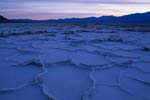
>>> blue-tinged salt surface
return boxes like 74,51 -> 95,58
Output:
0,23 -> 150,100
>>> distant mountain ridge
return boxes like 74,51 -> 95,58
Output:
0,15 -> 9,23
1,12 -> 150,23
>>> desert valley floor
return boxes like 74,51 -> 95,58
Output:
0,23 -> 150,100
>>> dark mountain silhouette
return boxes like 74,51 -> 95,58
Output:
0,15 -> 9,23
7,12 -> 150,23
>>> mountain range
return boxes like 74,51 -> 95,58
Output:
0,12 -> 150,23
0,15 -> 9,23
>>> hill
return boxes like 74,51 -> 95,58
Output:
8,12 -> 150,23
0,15 -> 9,23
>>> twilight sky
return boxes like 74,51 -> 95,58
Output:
0,0 -> 150,19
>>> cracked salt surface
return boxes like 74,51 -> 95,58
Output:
0,23 -> 150,100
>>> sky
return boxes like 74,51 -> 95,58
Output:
0,0 -> 150,19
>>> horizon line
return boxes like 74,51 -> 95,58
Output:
1,11 -> 150,20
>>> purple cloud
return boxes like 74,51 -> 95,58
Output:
0,0 -> 150,19
1,0 -> 150,4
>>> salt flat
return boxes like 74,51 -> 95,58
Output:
0,23 -> 150,100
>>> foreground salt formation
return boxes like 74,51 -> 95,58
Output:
0,23 -> 150,100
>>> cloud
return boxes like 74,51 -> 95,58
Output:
0,0 -> 150,4
0,0 -> 150,19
